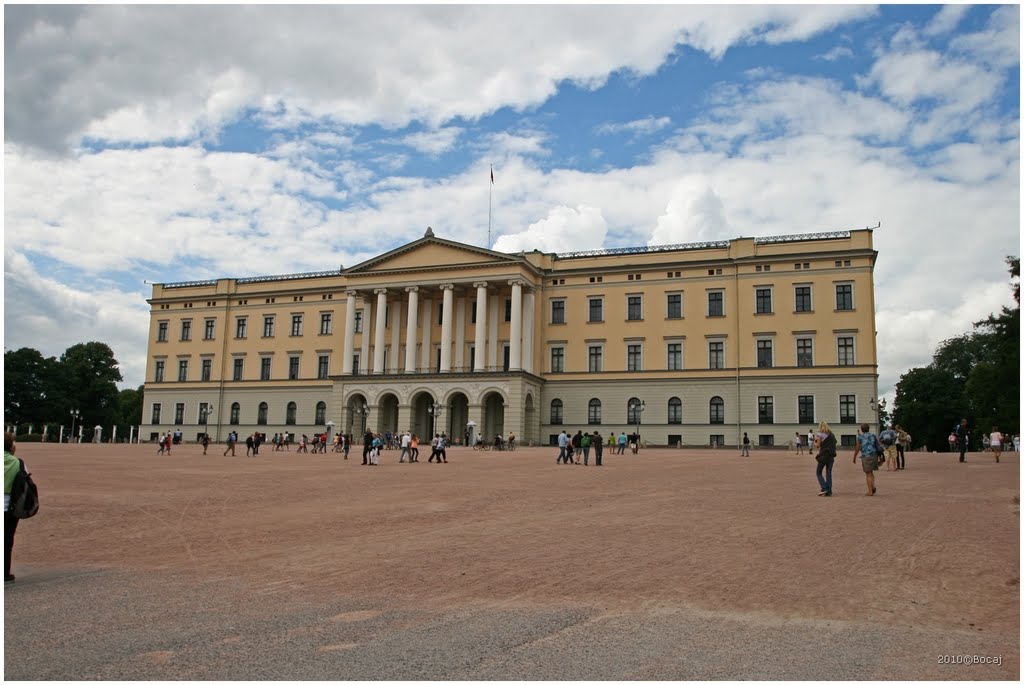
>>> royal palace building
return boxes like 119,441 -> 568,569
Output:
143,227 -> 880,448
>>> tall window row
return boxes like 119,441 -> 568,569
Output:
155,354 -> 333,382
547,395 -> 858,426
151,401 -> 329,426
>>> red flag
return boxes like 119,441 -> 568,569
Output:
490,167 -> 494,184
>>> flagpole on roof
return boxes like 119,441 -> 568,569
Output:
488,165 -> 494,249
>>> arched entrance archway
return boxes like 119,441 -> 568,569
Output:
481,391 -> 505,442
378,392 -> 399,435
411,391 -> 437,439
347,393 -> 369,436
447,392 -> 469,444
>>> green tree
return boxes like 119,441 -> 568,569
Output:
59,341 -> 123,430
4,347 -> 63,427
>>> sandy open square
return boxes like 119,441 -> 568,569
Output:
3,442 -> 1018,680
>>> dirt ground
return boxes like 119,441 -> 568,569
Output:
3,442 -> 1019,680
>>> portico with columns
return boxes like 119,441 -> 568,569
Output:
331,228 -> 545,445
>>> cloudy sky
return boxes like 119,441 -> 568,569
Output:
4,4 -> 1020,402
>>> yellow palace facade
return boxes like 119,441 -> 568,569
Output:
143,227 -> 879,448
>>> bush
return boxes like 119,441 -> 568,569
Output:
17,433 -> 43,442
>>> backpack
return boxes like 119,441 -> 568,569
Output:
9,458 -> 39,519
879,429 -> 897,446
817,433 -> 837,462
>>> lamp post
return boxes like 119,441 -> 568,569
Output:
69,409 -> 81,444
352,403 -> 370,435
869,397 -> 887,433
203,402 -> 214,441
428,402 -> 445,437
629,400 -> 645,450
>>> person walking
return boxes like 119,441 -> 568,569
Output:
740,432 -> 750,457
617,432 -> 627,455
895,425 -> 909,470
362,430 -> 374,465
879,425 -> 898,472
556,430 -> 569,464
439,433 -> 448,463
156,433 -> 166,455
592,431 -> 603,466
630,432 -> 640,455
410,434 -> 420,462
954,418 -> 969,462
223,431 -> 237,456
245,433 -> 255,457
400,431 -> 412,463
795,432 -> 805,455
344,433 -> 352,460
813,421 -> 837,497
428,434 -> 441,463
5,432 -> 25,582
854,422 -> 883,496
201,434 -> 210,455
581,432 -> 591,465
990,426 -> 1004,463
571,430 -> 583,464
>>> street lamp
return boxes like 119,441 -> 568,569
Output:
352,403 -> 370,434
428,402 -> 445,436
203,402 -> 214,441
629,400 -> 645,450
869,397 -> 887,433
69,409 -> 81,444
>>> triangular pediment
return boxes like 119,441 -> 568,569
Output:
346,234 -> 521,274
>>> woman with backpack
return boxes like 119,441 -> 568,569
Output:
4,432 -> 26,582
854,422 -> 883,496
813,421 -> 837,497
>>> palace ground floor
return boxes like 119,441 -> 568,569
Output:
143,370 -> 878,448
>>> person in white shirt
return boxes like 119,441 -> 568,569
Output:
989,426 -> 1004,463
400,431 -> 412,463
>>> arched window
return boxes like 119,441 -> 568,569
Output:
315,401 -> 327,425
550,399 -> 563,425
257,402 -> 268,425
229,402 -> 240,425
710,396 -> 725,424
668,397 -> 682,424
588,398 -> 602,425
286,402 -> 297,425
627,397 -> 642,425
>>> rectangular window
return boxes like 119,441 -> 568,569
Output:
320,312 -> 332,335
588,345 -> 603,372
150,403 -> 161,424
627,296 -> 642,321
627,344 -> 642,371
795,286 -> 812,312
154,360 -> 165,383
588,401 -> 601,425
588,298 -> 603,323
504,299 -> 512,322
181,320 -> 192,341
260,357 -> 271,381
550,347 -> 565,373
235,317 -> 247,338
204,319 -> 215,340
551,402 -> 563,425
157,321 -> 168,342
667,293 -> 682,319
841,435 -> 857,447
291,314 -> 303,336
201,358 -> 212,382
470,301 -> 476,324
177,359 -> 188,382
708,341 -> 725,370
708,291 -> 724,317
667,343 -> 682,370
263,316 -> 274,337
758,435 -> 775,447
837,337 -> 855,366
797,338 -> 814,367
502,345 -> 510,372
352,354 -> 360,374
198,402 -> 210,426
839,395 -> 856,424
318,355 -> 330,379
798,395 -> 815,424
174,403 -> 185,425
756,339 -> 773,368
233,358 -> 243,381
437,302 -> 444,326
551,300 -> 565,324
755,288 -> 772,314
668,401 -> 682,424
836,284 -> 854,311
288,356 -> 300,380
758,396 -> 774,424
354,311 -> 362,333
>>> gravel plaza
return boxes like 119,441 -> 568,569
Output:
3,442 -> 1018,680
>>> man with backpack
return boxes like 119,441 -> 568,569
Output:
879,426 -> 898,472
5,432 -> 38,582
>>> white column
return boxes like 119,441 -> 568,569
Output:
390,298 -> 402,371
420,298 -> 433,371
488,294 -> 499,368
440,284 -> 455,372
342,289 -> 358,374
523,288 -> 535,374
454,296 -> 466,369
360,299 -> 371,373
404,287 -> 419,373
474,282 -> 488,371
373,289 -> 388,373
508,280 -> 523,371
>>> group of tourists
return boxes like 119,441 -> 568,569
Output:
360,430 -> 452,465
553,429 -> 638,465
949,419 -> 1017,463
